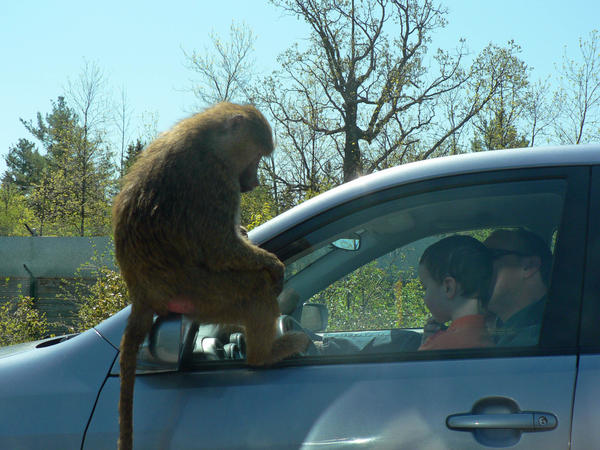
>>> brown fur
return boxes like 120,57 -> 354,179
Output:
113,103 -> 309,450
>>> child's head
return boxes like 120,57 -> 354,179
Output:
418,235 -> 493,322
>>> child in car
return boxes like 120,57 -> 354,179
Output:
418,235 -> 493,350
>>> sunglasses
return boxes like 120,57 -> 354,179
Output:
489,248 -> 532,260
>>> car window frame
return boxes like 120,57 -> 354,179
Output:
262,165 -> 590,360
579,165 -> 600,352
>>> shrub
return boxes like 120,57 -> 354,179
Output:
60,243 -> 130,332
0,296 -> 49,346
75,266 -> 129,331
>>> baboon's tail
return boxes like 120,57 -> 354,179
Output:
118,303 -> 154,450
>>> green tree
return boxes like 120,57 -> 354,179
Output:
21,96 -> 79,163
0,177 -> 36,236
123,138 -> 145,175
240,184 -> 277,230
22,95 -> 115,236
4,139 -> 46,193
65,60 -> 114,236
471,108 -> 529,151
470,42 -> 531,151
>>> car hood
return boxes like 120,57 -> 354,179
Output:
0,340 -> 42,359
0,334 -> 76,359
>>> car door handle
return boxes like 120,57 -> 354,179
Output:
447,412 -> 558,431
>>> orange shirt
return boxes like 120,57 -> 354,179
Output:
419,314 -> 492,351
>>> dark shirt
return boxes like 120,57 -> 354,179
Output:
495,296 -> 547,347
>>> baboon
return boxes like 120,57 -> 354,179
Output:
113,102 -> 310,450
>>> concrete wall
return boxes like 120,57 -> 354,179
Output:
0,237 -> 116,335
0,236 -> 115,278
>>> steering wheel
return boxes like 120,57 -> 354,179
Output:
276,315 -> 319,356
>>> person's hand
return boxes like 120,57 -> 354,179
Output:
421,316 -> 447,345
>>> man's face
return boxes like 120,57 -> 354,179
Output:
484,235 -> 528,319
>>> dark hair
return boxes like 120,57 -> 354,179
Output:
485,228 -> 552,286
420,235 -> 493,306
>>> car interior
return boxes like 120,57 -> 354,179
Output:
185,178 -> 566,364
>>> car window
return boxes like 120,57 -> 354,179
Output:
279,178 -> 565,357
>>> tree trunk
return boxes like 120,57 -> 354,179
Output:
343,104 -> 362,182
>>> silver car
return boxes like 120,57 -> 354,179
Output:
1,145 -> 599,449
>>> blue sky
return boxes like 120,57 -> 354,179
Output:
1,0 -> 598,175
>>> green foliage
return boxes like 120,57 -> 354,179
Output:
470,41 -> 531,151
240,184 -> 277,230
4,138 -> 46,193
471,108 -> 529,151
309,254 -> 428,331
312,261 -> 413,331
75,266 -> 129,331
303,181 -> 335,202
123,139 -> 145,175
60,244 -> 129,331
0,296 -> 49,346
21,96 -> 115,236
0,180 -> 36,236
395,276 -> 428,328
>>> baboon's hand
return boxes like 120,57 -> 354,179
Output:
267,331 -> 312,364
287,331 -> 312,353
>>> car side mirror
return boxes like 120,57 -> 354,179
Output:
135,313 -> 193,373
301,302 -> 328,332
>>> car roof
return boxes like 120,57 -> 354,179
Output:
249,144 -> 600,244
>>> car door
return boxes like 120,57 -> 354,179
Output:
570,165 -> 600,449
85,166 -> 588,449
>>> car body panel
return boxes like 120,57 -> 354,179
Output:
0,335 -> 73,359
94,303 -> 130,350
571,355 -> 600,449
571,165 -> 600,449
0,328 -> 118,449
84,355 -> 576,449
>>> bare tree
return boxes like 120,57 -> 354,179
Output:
138,110 -> 160,144
265,0 -> 525,183
553,30 -> 600,145
257,77 -> 340,206
114,86 -> 133,177
183,21 -> 257,106
64,60 -> 113,235
523,78 -> 560,147
66,60 -> 110,141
